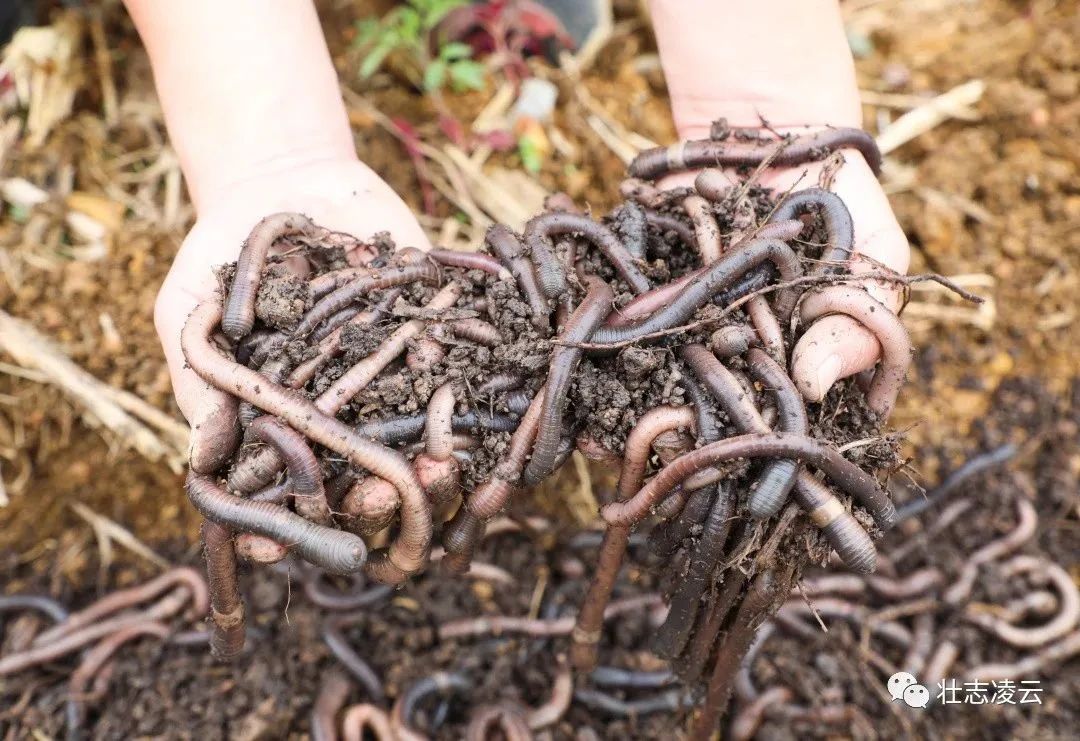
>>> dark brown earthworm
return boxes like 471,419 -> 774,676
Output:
776,598 -> 913,647
590,666 -> 675,689
601,433 -> 895,529
573,688 -> 695,717
643,209 -> 696,248
0,594 -> 69,624
64,620 -> 171,735
588,238 -> 802,347
526,212 -> 651,295
619,177 -> 665,207
486,224 -> 551,329
32,567 -> 208,647
964,556 -> 1080,648
791,474 -> 877,574
342,704 -> 395,741
767,188 -> 854,274
683,194 -> 723,264
294,262 -> 440,338
201,519 -> 247,660
613,201 -> 648,259
965,630 -> 1080,682
944,497 -> 1037,605
522,277 -> 614,486
310,306 -> 363,342
571,405 -> 695,671
795,286 -> 912,417
247,416 -> 329,524
303,571 -> 393,612
311,670 -> 351,741
321,619 -> 387,702
745,347 -> 808,517
340,477 -> 400,536
730,686 -> 794,741
391,672 -> 470,741
187,473 -> 367,574
424,383 -> 457,462
428,248 -> 513,281
222,212 -> 314,340
476,372 -> 525,395
440,593 -> 663,640
465,704 -> 532,741
444,317 -> 503,346
647,485 -> 719,558
355,409 -> 520,445
628,127 -> 882,181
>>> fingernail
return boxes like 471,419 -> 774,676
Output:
815,354 -> 844,399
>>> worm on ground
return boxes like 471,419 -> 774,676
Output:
776,597 -> 913,648
571,405 -> 694,671
341,704 -> 394,741
303,571 -> 394,612
0,594 -> 69,626
767,188 -> 855,274
944,497 -> 1038,605
627,128 -> 882,181
729,685 -> 794,741
522,277 -> 614,486
442,317 -> 503,346
485,224 -> 551,329
895,443 -> 1018,521
321,619 -> 387,702
441,593 -> 663,640
864,567 -> 944,600
428,248 -> 513,281
965,630 -> 1080,682
526,663 -> 573,730
796,574 -> 867,598
683,194 -> 723,264
311,669 -> 352,741
526,212 -> 651,295
964,556 -> 1080,648
391,672 -> 471,741
573,687 -> 695,718
588,238 -> 802,347
795,286 -> 912,417
997,591 -> 1060,623
201,519 -> 246,659
222,212 -> 315,340
590,666 -> 675,689
424,383 -> 457,462
247,416 -> 329,524
902,612 -> 937,676
464,703 -> 532,741
922,639 -> 960,688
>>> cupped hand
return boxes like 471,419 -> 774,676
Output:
157,157 -> 430,433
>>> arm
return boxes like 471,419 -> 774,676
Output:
122,0 -> 429,423
650,0 -> 910,404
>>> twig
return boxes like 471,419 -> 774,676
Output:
70,501 -> 170,571
875,80 -> 986,155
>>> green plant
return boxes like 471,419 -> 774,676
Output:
354,0 -> 487,95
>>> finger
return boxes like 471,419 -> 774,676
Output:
790,315 -> 881,402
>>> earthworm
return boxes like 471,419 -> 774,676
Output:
895,443 -> 1017,521
603,266 -> 705,328
573,687 -> 695,717
571,406 -> 694,670
998,591 -> 1060,623
486,224 -> 551,328
322,619 -> 387,702
964,556 -> 1080,648
185,300 -> 438,579
293,262 -> 440,338
864,568 -> 944,600
888,498 -> 973,564
602,433 -> 894,529
750,218 -> 807,243
304,572 -> 394,611
654,487 -> 736,659
693,168 -> 729,203
965,630 -> 1080,682
341,704 -> 394,741
0,587 -> 193,676
413,453 -> 461,505
391,672 -> 471,741
527,212 -> 651,295
647,484 -> 720,558
795,286 -> 912,417
745,347 -> 808,517
729,686 -> 794,741
588,238 -> 802,347
902,613 -> 936,676
683,194 -> 723,264
238,357 -> 290,427
590,666 -> 676,689
200,519 -> 246,660
355,409 -> 520,445
64,620 -> 171,735
522,277 -> 613,486
614,201 -> 648,259
627,127 -> 882,181
944,497 -> 1038,605
340,476 -> 400,536
710,324 -> 759,359
619,177 -> 665,207
464,704 -> 532,741
311,670 -> 352,741
309,266 -> 373,299
33,567 -> 207,647
234,533 -> 289,564
222,212 -> 314,340
796,574 -> 866,598
767,188 -> 854,274
428,248 -> 513,281
424,383 -> 457,461
681,373 -> 722,443
745,297 -> 786,367
434,318 -> 499,347
0,595 -> 69,625
310,306 -> 363,343
476,373 -> 526,395
776,598 -> 913,647
922,640 -> 959,688
791,474 -> 877,574
643,209 -> 696,248
428,549 -> 515,585
188,473 -> 366,574
250,480 -> 294,505
526,663 -> 573,729
247,416 -> 329,524
440,593 -> 663,640
733,621 -> 774,702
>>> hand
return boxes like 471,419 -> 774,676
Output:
156,157 -> 430,430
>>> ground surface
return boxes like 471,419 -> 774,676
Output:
0,0 -> 1077,738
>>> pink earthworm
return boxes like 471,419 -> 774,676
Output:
424,383 -> 457,462
923,639 -> 960,688
864,567 -> 944,600
526,663 -> 573,730
767,188 -> 854,274
391,672 -> 471,741
693,168 -> 729,203
730,685 -> 794,741
901,612 -> 936,676
247,416 -> 329,524
571,405 -> 695,671
475,372 -> 525,395
340,477 -> 400,536
795,286 -> 912,417
745,296 -> 786,367
428,248 -> 513,281
442,317 -> 503,346
710,324 -> 760,358
311,670 -> 351,741
308,266 -> 372,299
464,704 -> 532,741
222,212 -> 315,340
965,630 -> 1080,682
776,598 -> 913,648
188,392 -> 241,475
485,224 -> 551,329
603,265 -> 707,328
234,533 -> 289,564
225,283 -> 460,494
792,474 -> 878,574
944,497 -> 1038,605
522,276 -> 614,485
619,177 -> 665,207
405,336 -> 447,371
525,212 -> 651,295
601,432 -> 893,529
964,556 -> 1080,648
440,593 -> 664,640
627,127 -> 882,181
683,194 -> 723,263
341,704 -> 395,741
293,262 -> 440,338
998,591 -> 1060,623
796,574 -> 867,598
612,200 -> 648,260
200,519 -> 247,660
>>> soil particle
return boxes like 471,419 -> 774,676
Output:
254,266 -> 312,331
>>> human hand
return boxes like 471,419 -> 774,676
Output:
156,157 -> 431,437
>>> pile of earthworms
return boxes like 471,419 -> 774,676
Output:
728,479 -> 1080,739
0,568 -> 211,734
178,122 -> 910,728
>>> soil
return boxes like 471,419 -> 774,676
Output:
0,0 -> 1077,738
